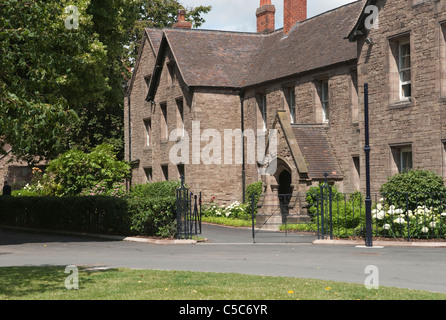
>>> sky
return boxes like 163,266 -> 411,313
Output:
180,0 -> 358,32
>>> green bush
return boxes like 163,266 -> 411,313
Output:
130,180 -> 181,199
306,184 -> 365,237
245,181 -> 263,217
43,144 -> 130,196
380,169 -> 446,211
127,181 -> 181,238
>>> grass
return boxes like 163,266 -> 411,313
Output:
1,266 -> 445,300
201,216 -> 252,228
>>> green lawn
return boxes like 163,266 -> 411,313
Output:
201,216 -> 252,227
0,266 -> 445,300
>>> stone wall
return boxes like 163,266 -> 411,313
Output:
356,0 -> 446,193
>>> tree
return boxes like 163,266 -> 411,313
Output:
66,0 -> 211,158
129,0 -> 211,66
64,0 -> 140,159
0,0 -> 110,163
0,0 -> 211,163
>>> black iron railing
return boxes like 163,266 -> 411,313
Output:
252,187 -> 446,242
176,177 -> 201,239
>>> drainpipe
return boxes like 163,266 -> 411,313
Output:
239,90 -> 246,203
127,94 -> 132,189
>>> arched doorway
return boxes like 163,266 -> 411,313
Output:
274,159 -> 294,218
278,169 -> 292,195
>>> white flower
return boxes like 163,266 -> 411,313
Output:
376,203 -> 383,211
387,205 -> 396,215
225,211 -> 231,217
373,210 -> 385,220
421,227 -> 429,233
383,224 -> 391,230
394,217 -> 406,224
441,212 -> 446,217
429,221 -> 437,228
394,208 -> 404,214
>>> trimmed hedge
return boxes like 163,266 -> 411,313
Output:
0,181 -> 182,238
127,181 -> 181,238
0,196 -> 130,234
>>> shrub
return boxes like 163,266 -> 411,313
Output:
371,199 -> 446,238
43,144 -> 130,196
245,181 -> 263,217
127,181 -> 181,238
380,169 -> 446,211
306,184 -> 365,237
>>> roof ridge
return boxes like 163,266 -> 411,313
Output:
158,27 -> 266,37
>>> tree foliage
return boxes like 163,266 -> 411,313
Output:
0,0 -> 211,163
0,0 -> 109,162
129,0 -> 211,65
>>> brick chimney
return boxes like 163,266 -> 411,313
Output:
283,0 -> 307,35
173,9 -> 192,29
256,0 -> 276,33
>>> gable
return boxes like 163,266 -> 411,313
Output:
143,1 -> 365,100
126,28 -> 163,95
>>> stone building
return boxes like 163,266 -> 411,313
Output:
125,0 -> 446,205
0,144 -> 44,190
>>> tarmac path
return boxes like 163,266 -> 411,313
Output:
1,224 -> 446,294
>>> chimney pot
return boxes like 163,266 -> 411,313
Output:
256,0 -> 276,33
173,9 -> 192,29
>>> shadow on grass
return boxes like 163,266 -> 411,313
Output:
0,266 -> 118,299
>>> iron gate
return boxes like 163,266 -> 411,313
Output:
176,177 -> 201,239
251,192 -> 314,243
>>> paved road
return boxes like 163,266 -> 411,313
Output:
1,224 -> 446,294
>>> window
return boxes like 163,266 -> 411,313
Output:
144,119 -> 151,147
399,41 -> 411,99
160,103 -> 168,141
350,70 -> 359,123
166,61 -> 176,85
144,75 -> 151,94
161,165 -> 169,181
258,93 -> 267,130
390,145 -> 413,174
389,35 -> 411,103
400,147 -> 413,172
321,80 -> 329,123
352,156 -> 360,191
144,167 -> 153,183
176,99 -> 184,138
177,164 -> 185,180
443,141 -> 446,178
440,24 -> 446,97
286,87 -> 296,124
